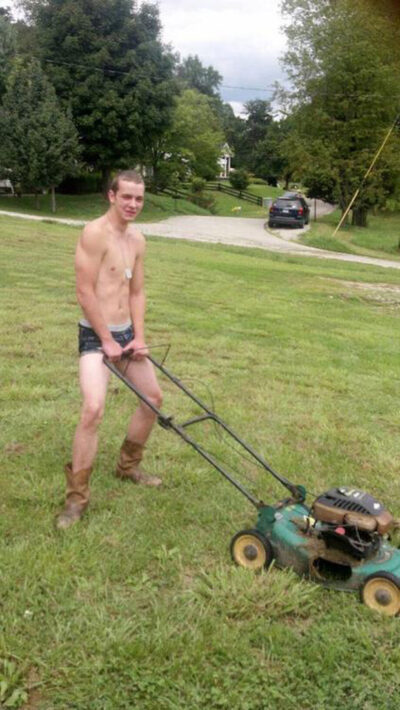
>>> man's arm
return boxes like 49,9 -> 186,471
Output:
75,224 -> 122,360
124,233 -> 147,359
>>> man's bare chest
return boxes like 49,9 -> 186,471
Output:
102,238 -> 137,282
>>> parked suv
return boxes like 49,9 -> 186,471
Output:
268,195 -> 310,228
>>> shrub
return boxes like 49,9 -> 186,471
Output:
251,176 -> 268,185
230,169 -> 250,191
190,192 -> 217,213
58,171 -> 102,194
190,177 -> 206,194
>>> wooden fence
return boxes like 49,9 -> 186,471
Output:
157,183 -> 264,207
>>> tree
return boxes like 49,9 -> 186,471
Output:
149,89 -> 224,185
0,57 -> 80,210
0,12 -> 16,99
177,53 -> 239,153
233,100 -> 274,175
25,0 -> 178,186
171,90 -> 224,179
281,0 -> 400,226
177,54 -> 222,97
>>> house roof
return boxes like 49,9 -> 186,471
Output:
220,142 -> 234,157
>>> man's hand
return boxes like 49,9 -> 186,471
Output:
102,338 -> 124,362
123,337 -> 149,361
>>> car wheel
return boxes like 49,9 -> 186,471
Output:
268,221 -> 275,228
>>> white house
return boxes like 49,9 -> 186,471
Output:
218,143 -> 234,179
0,178 -> 14,195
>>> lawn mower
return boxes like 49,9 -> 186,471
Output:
104,353 -> 400,616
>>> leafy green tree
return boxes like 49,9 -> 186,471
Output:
233,100 -> 274,175
171,90 -> 224,179
177,53 -> 238,160
215,102 -> 240,147
177,54 -> 222,97
0,11 -> 16,99
25,0 -> 178,186
281,0 -> 400,226
0,57 -> 80,210
150,89 -> 224,184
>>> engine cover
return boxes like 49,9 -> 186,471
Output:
312,486 -> 393,534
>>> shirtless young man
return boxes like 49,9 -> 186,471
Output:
56,170 -> 162,530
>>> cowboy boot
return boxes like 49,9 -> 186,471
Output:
115,438 -> 162,487
55,462 -> 92,530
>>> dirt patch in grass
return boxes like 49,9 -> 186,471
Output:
329,279 -> 400,307
21,668 -> 42,710
21,323 -> 42,334
4,441 -> 27,455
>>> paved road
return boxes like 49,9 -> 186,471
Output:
1,206 -> 400,271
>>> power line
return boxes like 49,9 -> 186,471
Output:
221,84 -> 276,93
36,56 -> 280,93
32,56 -> 400,100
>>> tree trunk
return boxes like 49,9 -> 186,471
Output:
352,207 -> 368,227
51,186 -> 56,213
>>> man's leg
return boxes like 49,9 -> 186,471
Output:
124,357 -> 163,444
56,353 -> 110,529
73,352 -> 110,470
115,357 -> 163,486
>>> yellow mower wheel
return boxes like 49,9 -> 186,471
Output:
230,530 -> 273,571
361,573 -> 400,616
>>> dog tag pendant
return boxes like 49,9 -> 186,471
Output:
125,267 -> 132,280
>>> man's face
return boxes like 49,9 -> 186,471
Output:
108,179 -> 145,221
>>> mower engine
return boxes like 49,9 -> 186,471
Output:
311,486 -> 394,560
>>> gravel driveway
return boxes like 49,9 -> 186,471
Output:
137,213 -> 400,271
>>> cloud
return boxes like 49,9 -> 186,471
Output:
154,0 -> 288,102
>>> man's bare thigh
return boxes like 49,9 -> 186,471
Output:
117,357 -> 161,400
79,352 -> 110,403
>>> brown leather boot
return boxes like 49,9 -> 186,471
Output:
55,463 -> 92,530
115,438 -> 162,487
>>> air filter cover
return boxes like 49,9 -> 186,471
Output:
312,486 -> 393,534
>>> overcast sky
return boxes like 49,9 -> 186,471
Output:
154,0 -> 288,115
2,0 -> 289,116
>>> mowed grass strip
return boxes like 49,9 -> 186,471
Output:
301,208 -> 400,260
0,190 -> 210,222
2,215 -> 400,709
0,183 -> 277,222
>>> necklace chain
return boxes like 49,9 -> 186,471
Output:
118,237 -> 132,280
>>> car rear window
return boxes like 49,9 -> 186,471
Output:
275,199 -> 299,208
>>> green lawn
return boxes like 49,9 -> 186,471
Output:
302,208 -> 400,260
0,190 -> 210,222
205,182 -> 283,218
2,215 -> 400,708
0,183 -> 282,222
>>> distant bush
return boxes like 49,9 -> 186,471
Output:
190,194 -> 217,213
58,172 -> 102,194
250,176 -> 268,185
230,169 -> 250,191
190,177 -> 206,194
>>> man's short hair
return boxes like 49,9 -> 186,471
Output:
109,170 -> 144,193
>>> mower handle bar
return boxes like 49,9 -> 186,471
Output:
103,352 -> 303,505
